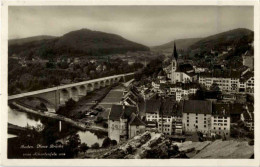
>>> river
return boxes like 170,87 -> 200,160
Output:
8,107 -> 105,146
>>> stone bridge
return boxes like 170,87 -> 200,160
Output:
8,73 -> 135,110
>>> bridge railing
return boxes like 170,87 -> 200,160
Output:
8,72 -> 135,100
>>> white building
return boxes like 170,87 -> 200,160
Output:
210,103 -> 231,138
199,70 -> 254,94
182,100 -> 231,138
164,43 -> 197,84
141,98 -> 182,135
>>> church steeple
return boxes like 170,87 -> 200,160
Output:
172,42 -> 178,60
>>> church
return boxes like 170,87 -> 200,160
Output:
164,43 -> 197,84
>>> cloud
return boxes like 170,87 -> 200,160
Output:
8,6 -> 253,46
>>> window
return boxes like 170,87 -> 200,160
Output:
204,121 -> 206,124
196,120 -> 198,123
214,127 -> 216,130
196,117 -> 198,120
187,120 -> 189,123
219,127 -> 221,130
187,124 -> 189,126
196,113 -> 198,116
204,125 -> 206,128
204,118 -> 206,120
224,128 -> 226,130
204,114 -> 207,116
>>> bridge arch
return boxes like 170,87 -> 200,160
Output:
94,82 -> 100,90
86,83 -> 94,92
100,80 -> 105,87
114,77 -> 121,83
78,85 -> 87,97
71,87 -> 79,101
105,79 -> 110,86
60,89 -> 70,105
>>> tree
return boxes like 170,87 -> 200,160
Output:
91,142 -> 100,149
66,134 -> 81,157
80,143 -> 89,155
210,83 -> 220,91
110,140 -> 117,146
102,137 -> 111,148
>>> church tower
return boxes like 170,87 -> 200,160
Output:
171,42 -> 178,83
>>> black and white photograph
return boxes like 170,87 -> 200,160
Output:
1,1 -> 258,163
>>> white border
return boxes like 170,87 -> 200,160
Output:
1,0 -> 259,166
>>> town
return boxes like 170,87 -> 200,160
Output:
6,5 -> 254,160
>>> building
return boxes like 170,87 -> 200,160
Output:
167,83 -> 199,101
108,104 -> 146,143
165,43 -> 197,84
128,115 -> 146,138
210,103 -> 231,138
242,50 -> 254,70
241,104 -> 254,131
182,100 -> 212,134
182,100 -> 231,138
140,98 -> 182,135
199,70 -> 254,94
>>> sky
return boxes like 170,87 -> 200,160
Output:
8,6 -> 254,46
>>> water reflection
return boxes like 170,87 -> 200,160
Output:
77,131 -> 104,146
8,106 -> 106,146
8,107 -> 43,128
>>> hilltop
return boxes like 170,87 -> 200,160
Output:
151,28 -> 253,53
8,28 -> 149,58
189,28 -> 253,52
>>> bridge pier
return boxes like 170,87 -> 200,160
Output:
70,87 -> 79,102
78,85 -> 87,97
8,72 -> 136,112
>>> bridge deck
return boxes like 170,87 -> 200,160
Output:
8,72 -> 134,100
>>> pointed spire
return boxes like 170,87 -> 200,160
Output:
173,42 -> 178,60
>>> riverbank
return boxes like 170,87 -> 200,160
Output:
11,102 -> 107,132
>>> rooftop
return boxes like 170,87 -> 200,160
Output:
183,100 -> 212,114
212,103 -> 230,116
109,105 -> 137,121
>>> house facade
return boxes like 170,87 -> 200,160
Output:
108,105 -> 146,143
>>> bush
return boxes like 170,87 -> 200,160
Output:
102,122 -> 108,128
111,140 -> 117,146
247,132 -> 254,139
80,143 -> 89,153
91,142 -> 100,149
95,116 -> 103,123
248,140 -> 254,146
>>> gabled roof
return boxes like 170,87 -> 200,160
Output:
139,97 -> 182,117
183,100 -> 212,114
129,115 -> 146,126
212,103 -> 230,116
240,71 -> 254,82
109,105 -> 137,121
138,99 -> 160,114
176,63 -> 194,73
230,103 -> 245,115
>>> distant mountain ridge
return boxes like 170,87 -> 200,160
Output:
188,28 -> 253,51
151,28 -> 253,52
8,29 -> 149,58
9,35 -> 57,46
151,38 -> 202,51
